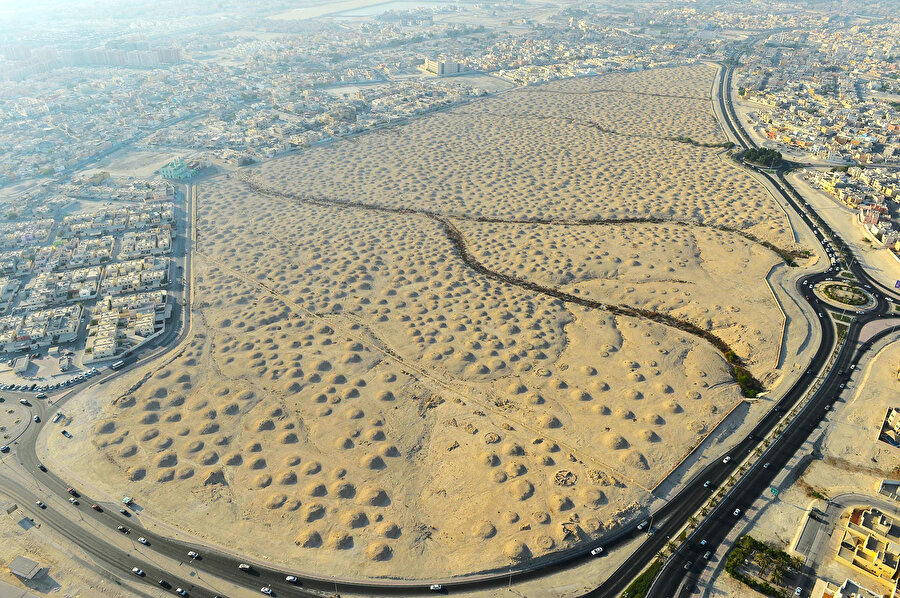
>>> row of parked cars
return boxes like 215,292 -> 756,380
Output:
0,368 -> 100,394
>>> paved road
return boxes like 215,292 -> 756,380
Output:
2,52 -> 898,598
641,51 -> 900,598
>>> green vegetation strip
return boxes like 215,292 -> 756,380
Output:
669,135 -> 735,149
622,558 -> 664,598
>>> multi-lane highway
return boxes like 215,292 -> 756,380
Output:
639,56 -> 900,598
2,51 -> 899,598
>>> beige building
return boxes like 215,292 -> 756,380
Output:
422,57 -> 465,77
836,508 -> 900,585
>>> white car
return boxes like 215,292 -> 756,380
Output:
175,589 -> 187,597
138,537 -> 148,545
591,546 -> 603,556
286,575 -> 298,582
430,585 -> 443,592
131,567 -> 144,576
187,551 -> 199,559
722,456 -> 731,464
733,508 -> 741,517
238,563 -> 251,570
260,588 -> 273,596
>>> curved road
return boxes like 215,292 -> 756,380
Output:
641,53 -> 900,598
1,57 -> 898,598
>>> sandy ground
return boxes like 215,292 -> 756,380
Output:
788,171 -> 900,291
0,506 -> 145,597
42,65 -> 807,581
707,336 -> 900,597
456,220 -> 784,378
83,149 -> 181,179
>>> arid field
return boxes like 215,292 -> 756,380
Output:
44,64 -> 801,579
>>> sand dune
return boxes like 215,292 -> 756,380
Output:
45,64 -> 793,579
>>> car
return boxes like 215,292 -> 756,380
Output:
18,399 -> 29,405
175,589 -> 187,596
857,310 -> 864,314
61,430 -> 71,438
703,480 -> 711,488
32,415 -> 39,422
286,575 -> 298,583
158,580 -> 171,589
796,587 -> 802,596
839,384 -> 845,388
67,487 -> 78,496
591,547 -> 603,556
117,525 -> 130,534
430,585 -> 443,592
260,588 -> 273,596
763,462 -> 770,469
36,393 -> 46,399
0,445 -> 8,452
35,501 -> 45,509
238,563 -> 251,570
138,537 -> 148,545
187,551 -> 199,559
68,497 -> 78,505
119,508 -> 130,516
704,551 -> 712,559
637,519 -> 649,530
91,504 -> 101,511
684,561 -> 692,570
733,508 -> 741,517
699,539 -> 707,546
131,568 -> 144,576
818,313 -> 823,317
722,456 -> 731,464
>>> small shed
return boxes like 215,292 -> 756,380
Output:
8,556 -> 40,580
12,356 -> 29,374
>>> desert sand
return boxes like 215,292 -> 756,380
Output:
43,64 -> 801,580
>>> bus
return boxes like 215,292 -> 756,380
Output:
110,360 -> 125,370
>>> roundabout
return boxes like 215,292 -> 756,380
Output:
813,279 -> 876,311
